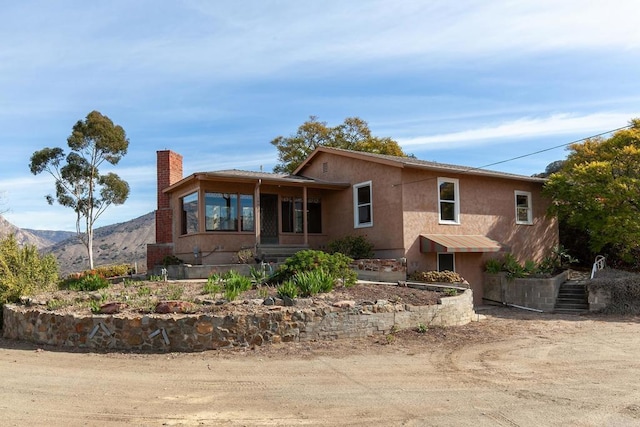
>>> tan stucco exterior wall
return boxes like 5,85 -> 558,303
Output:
299,151 -> 406,258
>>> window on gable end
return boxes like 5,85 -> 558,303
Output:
353,181 -> 373,228
515,190 -> 533,225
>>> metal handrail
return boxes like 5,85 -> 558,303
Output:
591,255 -> 606,279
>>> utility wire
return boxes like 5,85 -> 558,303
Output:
393,123 -> 634,187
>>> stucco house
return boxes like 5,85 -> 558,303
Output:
147,147 -> 558,304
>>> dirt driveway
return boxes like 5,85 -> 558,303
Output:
2,307 -> 640,426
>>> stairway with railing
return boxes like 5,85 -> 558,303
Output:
554,256 -> 605,314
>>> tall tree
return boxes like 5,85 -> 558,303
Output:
29,111 -> 130,269
543,119 -> 640,260
271,116 -> 408,174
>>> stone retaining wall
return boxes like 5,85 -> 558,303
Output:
2,290 -> 473,352
351,259 -> 407,282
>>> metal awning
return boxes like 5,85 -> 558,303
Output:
420,234 -> 502,253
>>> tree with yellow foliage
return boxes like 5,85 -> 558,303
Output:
544,119 -> 640,260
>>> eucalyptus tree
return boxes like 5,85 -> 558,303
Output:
29,111 -> 130,269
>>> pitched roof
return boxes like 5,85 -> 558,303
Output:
164,168 -> 349,193
295,146 -> 546,183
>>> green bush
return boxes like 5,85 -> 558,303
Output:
484,258 -> 502,274
277,279 -> 298,299
91,264 -> 131,278
328,235 -> 374,259
293,269 -> 335,297
485,247 -> 578,278
502,253 -> 526,279
161,255 -> 183,267
0,235 -> 59,304
61,274 -> 109,291
272,249 -> 356,287
223,270 -> 252,301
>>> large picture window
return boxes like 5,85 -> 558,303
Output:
353,181 -> 373,228
438,178 -> 459,224
515,191 -> 532,225
205,193 -> 254,232
181,192 -> 199,235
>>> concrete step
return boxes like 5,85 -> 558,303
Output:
555,280 -> 589,313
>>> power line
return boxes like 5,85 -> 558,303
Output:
393,123 -> 634,187
469,123 -> 633,172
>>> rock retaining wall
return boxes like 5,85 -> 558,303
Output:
2,290 -> 473,352
351,259 -> 406,282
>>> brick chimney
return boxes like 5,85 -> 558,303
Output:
147,150 -> 183,271
155,150 -> 183,243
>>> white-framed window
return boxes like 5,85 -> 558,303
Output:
438,177 -> 460,224
438,253 -> 455,272
353,181 -> 373,228
515,190 -> 533,225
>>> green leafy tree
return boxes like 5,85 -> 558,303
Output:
0,234 -> 58,305
544,119 -> 640,260
29,110 -> 130,269
271,116 -> 409,174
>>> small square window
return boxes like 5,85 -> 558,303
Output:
438,253 -> 455,272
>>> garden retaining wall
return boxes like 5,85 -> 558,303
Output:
2,290 -> 473,352
482,271 -> 569,311
350,259 -> 406,282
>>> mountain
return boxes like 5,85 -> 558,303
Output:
0,215 -> 55,249
0,212 -> 155,277
23,228 -> 76,244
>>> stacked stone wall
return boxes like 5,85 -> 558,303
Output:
3,290 -> 473,352
351,259 -> 407,282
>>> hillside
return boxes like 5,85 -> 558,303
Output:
0,215 -> 55,249
45,212 -> 155,276
0,212 -> 155,277
24,228 -> 75,244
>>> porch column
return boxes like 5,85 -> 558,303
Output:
303,186 -> 308,246
254,180 -> 261,250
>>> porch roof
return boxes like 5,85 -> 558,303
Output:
420,234 -> 503,253
164,169 -> 350,193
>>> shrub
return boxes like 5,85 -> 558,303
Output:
203,274 -> 222,295
61,273 -> 109,291
0,235 -> 59,305
162,255 -> 183,267
235,248 -> 254,264
502,253 -> 526,279
408,270 -> 462,283
91,264 -> 131,278
293,269 -> 335,297
328,235 -> 374,259
484,258 -> 502,274
222,270 -> 252,301
272,249 -> 357,287
277,279 -> 298,299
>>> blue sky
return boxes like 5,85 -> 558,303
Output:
1,1 -> 639,231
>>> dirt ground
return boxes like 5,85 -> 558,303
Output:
33,281 -> 442,316
2,306 -> 640,426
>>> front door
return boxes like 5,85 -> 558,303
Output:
260,194 -> 279,245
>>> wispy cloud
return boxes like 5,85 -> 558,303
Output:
398,112 -> 639,149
